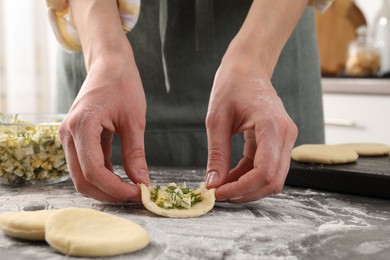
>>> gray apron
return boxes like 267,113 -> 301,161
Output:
56,0 -> 324,167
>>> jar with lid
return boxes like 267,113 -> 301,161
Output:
345,25 -> 380,77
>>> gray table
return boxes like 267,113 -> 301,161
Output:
1,167 -> 390,260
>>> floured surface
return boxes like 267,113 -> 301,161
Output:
1,167 -> 390,260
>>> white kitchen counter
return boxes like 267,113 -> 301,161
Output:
322,78 -> 390,144
322,78 -> 390,95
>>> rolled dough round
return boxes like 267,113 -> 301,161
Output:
140,183 -> 215,218
45,208 -> 149,257
337,142 -> 390,156
291,144 -> 358,164
0,210 -> 55,241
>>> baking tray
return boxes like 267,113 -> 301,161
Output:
285,156 -> 390,199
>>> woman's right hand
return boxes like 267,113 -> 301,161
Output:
59,48 -> 150,204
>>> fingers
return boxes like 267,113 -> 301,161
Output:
60,131 -> 128,203
272,118 -> 298,189
224,126 -> 296,204
216,117 -> 297,203
224,157 -> 253,184
215,134 -> 281,202
216,125 -> 277,201
60,117 -> 141,203
223,130 -> 256,184
216,168 -> 284,203
205,111 -> 233,189
101,128 -> 114,172
119,120 -> 150,186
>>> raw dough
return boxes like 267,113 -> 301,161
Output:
45,208 -> 149,257
141,183 -> 215,218
337,142 -> 390,156
0,210 -> 55,241
291,144 -> 359,164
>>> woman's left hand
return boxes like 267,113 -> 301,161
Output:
204,49 -> 298,203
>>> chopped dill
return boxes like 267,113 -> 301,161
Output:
150,183 -> 202,210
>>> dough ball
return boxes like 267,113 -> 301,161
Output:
141,183 -> 215,218
0,210 -> 55,241
337,142 -> 390,156
291,144 -> 358,164
45,208 -> 149,257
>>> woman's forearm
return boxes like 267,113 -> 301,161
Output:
69,0 -> 132,71
227,0 -> 309,77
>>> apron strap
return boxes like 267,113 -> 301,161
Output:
159,0 -> 171,93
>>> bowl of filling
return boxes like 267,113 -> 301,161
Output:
0,113 -> 69,186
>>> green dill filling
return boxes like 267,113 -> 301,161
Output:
150,183 -> 202,210
0,115 -> 68,184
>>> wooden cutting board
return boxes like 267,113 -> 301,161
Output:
286,156 -> 390,199
315,0 -> 366,76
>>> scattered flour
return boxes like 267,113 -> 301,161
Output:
353,241 -> 390,255
318,220 -> 363,232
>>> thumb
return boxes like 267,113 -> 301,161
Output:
205,113 -> 232,189
120,124 -> 150,186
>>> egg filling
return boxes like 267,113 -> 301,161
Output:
150,182 -> 203,210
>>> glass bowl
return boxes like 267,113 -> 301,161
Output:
0,113 -> 69,186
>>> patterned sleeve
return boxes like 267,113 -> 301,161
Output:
45,0 -> 141,52
308,0 -> 335,12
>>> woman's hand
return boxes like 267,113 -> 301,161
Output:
59,50 -> 149,204
205,48 -> 298,203
59,50 -> 149,202
57,0 -> 149,203
204,0 -> 307,203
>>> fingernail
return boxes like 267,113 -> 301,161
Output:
206,171 -> 220,187
137,169 -> 150,185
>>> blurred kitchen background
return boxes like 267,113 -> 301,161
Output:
319,0 -> 390,145
0,0 -> 389,144
0,0 -> 57,114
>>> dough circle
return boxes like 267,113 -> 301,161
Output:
45,208 -> 149,257
0,210 -> 55,241
140,183 -> 216,218
337,142 -> 390,156
291,144 -> 358,164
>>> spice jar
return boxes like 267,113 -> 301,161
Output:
345,26 -> 380,77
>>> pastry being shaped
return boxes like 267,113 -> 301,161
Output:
45,208 -> 149,257
0,210 -> 55,241
141,182 -> 216,218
